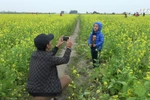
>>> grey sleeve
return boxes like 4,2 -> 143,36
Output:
50,46 -> 59,56
52,48 -> 71,65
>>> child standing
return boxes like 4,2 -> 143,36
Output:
88,22 -> 104,68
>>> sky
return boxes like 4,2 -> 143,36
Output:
0,0 -> 149,13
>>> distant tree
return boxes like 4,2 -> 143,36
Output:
60,11 -> 65,14
93,11 -> 99,14
112,12 -> 115,14
69,10 -> 78,14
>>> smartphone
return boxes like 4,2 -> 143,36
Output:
62,36 -> 69,41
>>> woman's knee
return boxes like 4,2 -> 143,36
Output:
60,75 -> 72,90
65,75 -> 72,83
34,97 -> 51,100
60,75 -> 72,86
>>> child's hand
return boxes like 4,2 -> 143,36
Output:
89,44 -> 92,47
93,44 -> 96,47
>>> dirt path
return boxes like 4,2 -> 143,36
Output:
57,19 -> 80,77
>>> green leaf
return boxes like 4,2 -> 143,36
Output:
133,81 -> 146,97
144,81 -> 150,90
127,97 -> 137,100
84,92 -> 90,95
108,83 -> 114,89
117,81 -> 127,86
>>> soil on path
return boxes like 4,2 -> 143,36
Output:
57,19 -> 80,77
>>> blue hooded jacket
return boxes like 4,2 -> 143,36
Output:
88,22 -> 104,51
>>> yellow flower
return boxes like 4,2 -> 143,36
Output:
144,76 -> 150,80
19,54 -> 22,57
137,58 -> 140,62
12,51 -> 14,54
73,70 -> 77,74
68,96 -> 71,99
96,90 -> 100,94
71,81 -> 74,84
73,86 -> 76,89
12,68 -> 15,71
72,93 -> 74,96
128,89 -> 132,96
18,94 -> 21,97
68,84 -> 72,87
89,62 -> 93,65
112,95 -> 118,99
117,69 -> 121,73
146,72 -> 150,75
12,64 -> 15,67
1,58 -> 4,62
139,70 -> 142,73
104,81 -> 108,86
130,71 -> 133,75
137,81 -> 140,84
77,74 -> 80,77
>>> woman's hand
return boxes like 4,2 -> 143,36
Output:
66,38 -> 72,49
56,36 -> 64,47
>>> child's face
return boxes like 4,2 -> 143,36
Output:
93,24 -> 99,32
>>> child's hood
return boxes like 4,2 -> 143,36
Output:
93,22 -> 103,32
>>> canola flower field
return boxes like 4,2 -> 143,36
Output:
0,14 -> 150,100
0,14 -> 78,100
69,15 -> 150,100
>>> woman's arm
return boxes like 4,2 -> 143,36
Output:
52,48 -> 71,65
50,46 -> 59,56
51,36 -> 64,56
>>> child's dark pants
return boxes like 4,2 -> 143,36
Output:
91,47 -> 100,67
